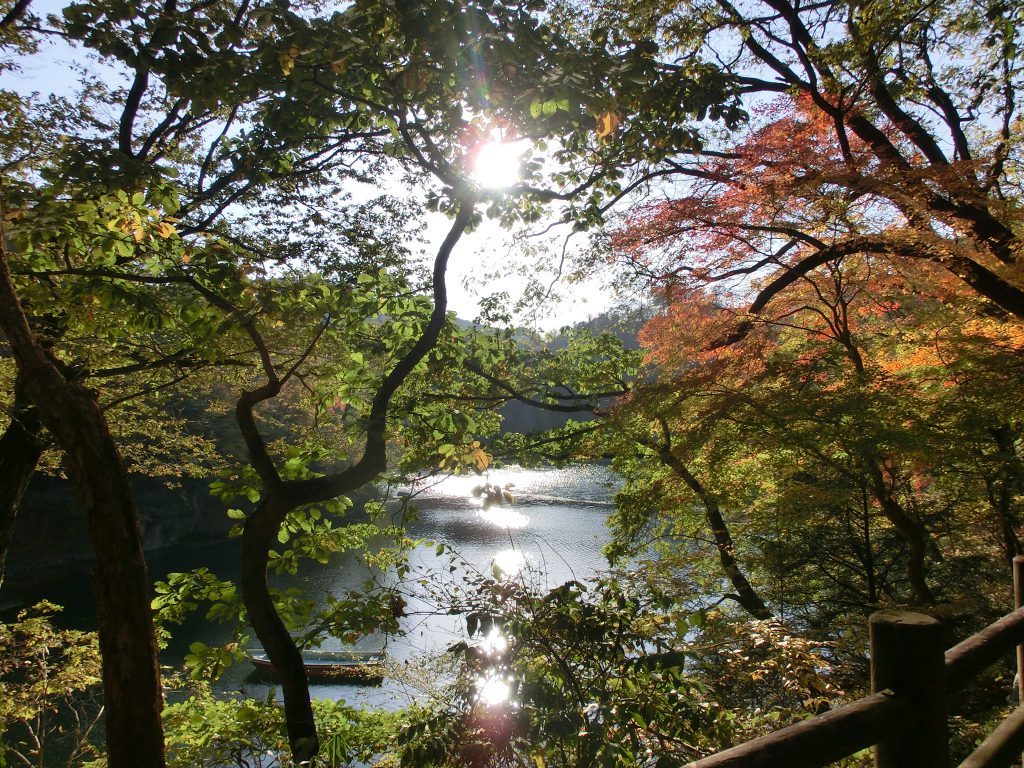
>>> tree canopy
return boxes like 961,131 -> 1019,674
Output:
2,0 -> 1023,765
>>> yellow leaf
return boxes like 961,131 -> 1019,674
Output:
471,447 -> 492,471
155,221 -> 177,239
331,59 -> 347,75
279,47 -> 299,75
120,212 -> 146,242
596,111 -> 620,138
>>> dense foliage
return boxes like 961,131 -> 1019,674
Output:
1,0 -> 1022,764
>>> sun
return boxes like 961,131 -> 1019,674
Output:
472,138 -> 525,189
475,672 -> 512,707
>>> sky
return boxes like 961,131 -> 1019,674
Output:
2,6 -> 617,332
425,210 -> 613,330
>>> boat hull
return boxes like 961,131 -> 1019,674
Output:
246,650 -> 385,685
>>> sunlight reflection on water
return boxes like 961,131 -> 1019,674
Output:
491,549 -> 528,580
478,507 -> 530,529
184,464 -> 618,711
410,464 -> 614,503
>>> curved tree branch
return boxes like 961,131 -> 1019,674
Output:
239,195 -> 477,762
648,418 -> 772,619
710,234 -> 1024,349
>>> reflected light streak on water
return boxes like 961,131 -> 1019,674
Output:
491,549 -> 528,580
329,465 -> 615,708
478,506 -> 530,529
386,465 -> 616,662
411,465 -> 614,504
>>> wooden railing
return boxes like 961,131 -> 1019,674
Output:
686,555 -> 1024,768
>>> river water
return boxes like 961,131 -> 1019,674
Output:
5,464 -> 618,712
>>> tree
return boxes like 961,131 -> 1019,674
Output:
475,324 -> 775,619
0,0 -> 427,761
0,602 -> 103,767
159,2 -> 745,759
0,237 -> 170,766
589,0 -> 1024,615
615,249 -> 1024,620
602,0 -> 1024,333
1,0 -> 745,763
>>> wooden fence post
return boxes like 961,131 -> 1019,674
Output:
1014,555 -> 1024,704
1014,554 -> 1024,768
870,611 -> 948,768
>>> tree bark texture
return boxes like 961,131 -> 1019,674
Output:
0,252 -> 166,768
0,371 -> 45,589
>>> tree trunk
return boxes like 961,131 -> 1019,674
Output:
860,494 -> 879,605
241,498 -> 319,761
0,251 -> 166,768
658,449 -> 773,619
867,463 -> 934,604
0,371 -> 46,589
987,426 -> 1023,566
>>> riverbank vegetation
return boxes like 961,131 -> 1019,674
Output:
1,0 -> 1022,764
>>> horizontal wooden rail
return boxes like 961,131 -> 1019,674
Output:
684,692 -> 910,768
689,557 -> 1024,768
958,705 -> 1024,768
946,607 -> 1024,691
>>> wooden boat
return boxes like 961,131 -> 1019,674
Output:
246,649 -> 385,685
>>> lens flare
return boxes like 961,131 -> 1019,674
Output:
475,672 -> 512,706
472,139 -> 524,189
